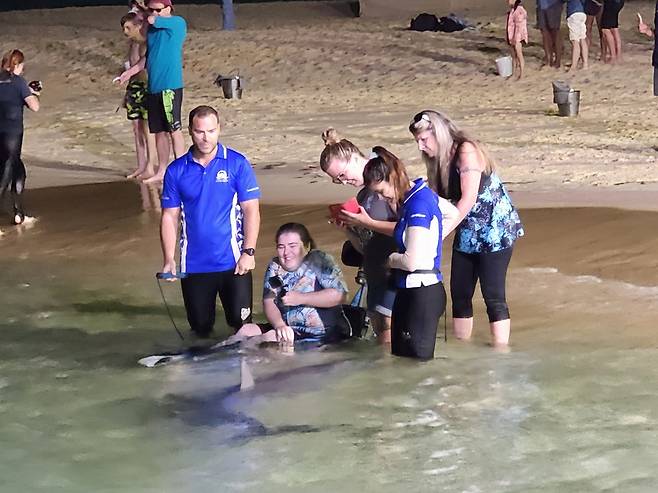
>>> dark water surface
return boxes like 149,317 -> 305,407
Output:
1,182 -> 657,492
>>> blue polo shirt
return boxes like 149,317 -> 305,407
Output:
393,179 -> 443,289
161,145 -> 260,273
146,15 -> 186,93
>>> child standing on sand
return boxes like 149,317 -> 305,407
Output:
506,0 -> 528,79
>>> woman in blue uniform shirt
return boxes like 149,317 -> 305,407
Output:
363,147 -> 445,360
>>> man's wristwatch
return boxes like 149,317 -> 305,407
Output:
242,248 -> 255,256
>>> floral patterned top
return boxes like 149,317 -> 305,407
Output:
454,172 -> 524,254
263,250 -> 348,338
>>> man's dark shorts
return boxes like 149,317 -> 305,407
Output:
146,88 -> 183,134
537,3 -> 563,31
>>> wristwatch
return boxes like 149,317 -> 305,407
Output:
242,248 -> 255,256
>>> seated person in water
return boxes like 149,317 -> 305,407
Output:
218,222 -> 348,346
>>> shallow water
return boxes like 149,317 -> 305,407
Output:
1,182 -> 657,492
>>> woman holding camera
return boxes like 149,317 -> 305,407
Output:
363,147 -> 446,360
408,110 -> 523,347
219,222 -> 348,346
0,49 -> 40,225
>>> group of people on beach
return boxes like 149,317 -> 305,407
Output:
507,0 -> 627,79
5,0 -> 658,359
158,102 -> 524,360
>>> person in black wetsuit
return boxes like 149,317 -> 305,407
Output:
0,49 -> 40,225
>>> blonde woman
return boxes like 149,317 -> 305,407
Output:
319,129 -> 398,345
408,111 -> 523,347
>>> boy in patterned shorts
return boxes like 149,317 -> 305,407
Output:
121,10 -> 156,180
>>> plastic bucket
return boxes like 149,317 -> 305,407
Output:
218,76 -> 243,99
495,56 -> 513,77
557,90 -> 580,117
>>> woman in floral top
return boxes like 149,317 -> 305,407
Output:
409,110 -> 523,347
220,223 -> 348,347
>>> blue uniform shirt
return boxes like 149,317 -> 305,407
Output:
0,73 -> 31,133
146,15 -> 187,93
161,145 -> 260,273
393,179 -> 443,289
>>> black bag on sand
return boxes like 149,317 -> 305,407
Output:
410,13 -> 440,32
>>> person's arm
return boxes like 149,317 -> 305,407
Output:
234,198 -> 260,275
160,207 -> 180,279
116,56 -> 146,84
24,95 -> 39,112
388,226 -> 434,272
438,196 -> 459,239
280,288 -> 345,308
440,142 -> 483,236
263,295 -> 295,343
263,296 -> 286,328
638,12 -> 654,37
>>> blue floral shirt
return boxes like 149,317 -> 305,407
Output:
454,172 -> 524,253
263,250 -> 348,337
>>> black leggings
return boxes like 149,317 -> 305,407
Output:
180,270 -> 253,337
450,247 -> 513,323
391,282 -> 446,360
0,132 -> 26,219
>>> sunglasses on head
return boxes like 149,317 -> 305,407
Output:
411,112 -> 431,125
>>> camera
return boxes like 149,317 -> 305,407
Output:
269,276 -> 287,299
28,80 -> 43,93
355,269 -> 367,286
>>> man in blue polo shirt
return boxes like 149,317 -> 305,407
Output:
160,105 -> 261,338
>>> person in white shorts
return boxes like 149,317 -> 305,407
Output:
567,0 -> 589,70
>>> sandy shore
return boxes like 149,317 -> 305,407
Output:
1,0 -> 657,211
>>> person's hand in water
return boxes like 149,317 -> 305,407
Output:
275,325 -> 295,344
161,260 -> 178,282
340,206 -> 373,229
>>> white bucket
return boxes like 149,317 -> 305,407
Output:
495,56 -> 513,78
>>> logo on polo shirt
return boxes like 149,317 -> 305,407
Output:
215,170 -> 228,183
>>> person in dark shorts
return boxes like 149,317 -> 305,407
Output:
0,49 -> 40,226
120,11 -> 156,180
117,0 -> 187,184
638,2 -> 658,96
601,0 -> 625,63
159,105 -> 261,338
585,0 -> 604,57
537,0 -> 564,67
363,147 -> 446,361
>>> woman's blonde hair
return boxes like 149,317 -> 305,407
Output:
319,127 -> 364,172
1,49 -> 24,73
409,110 -> 495,200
